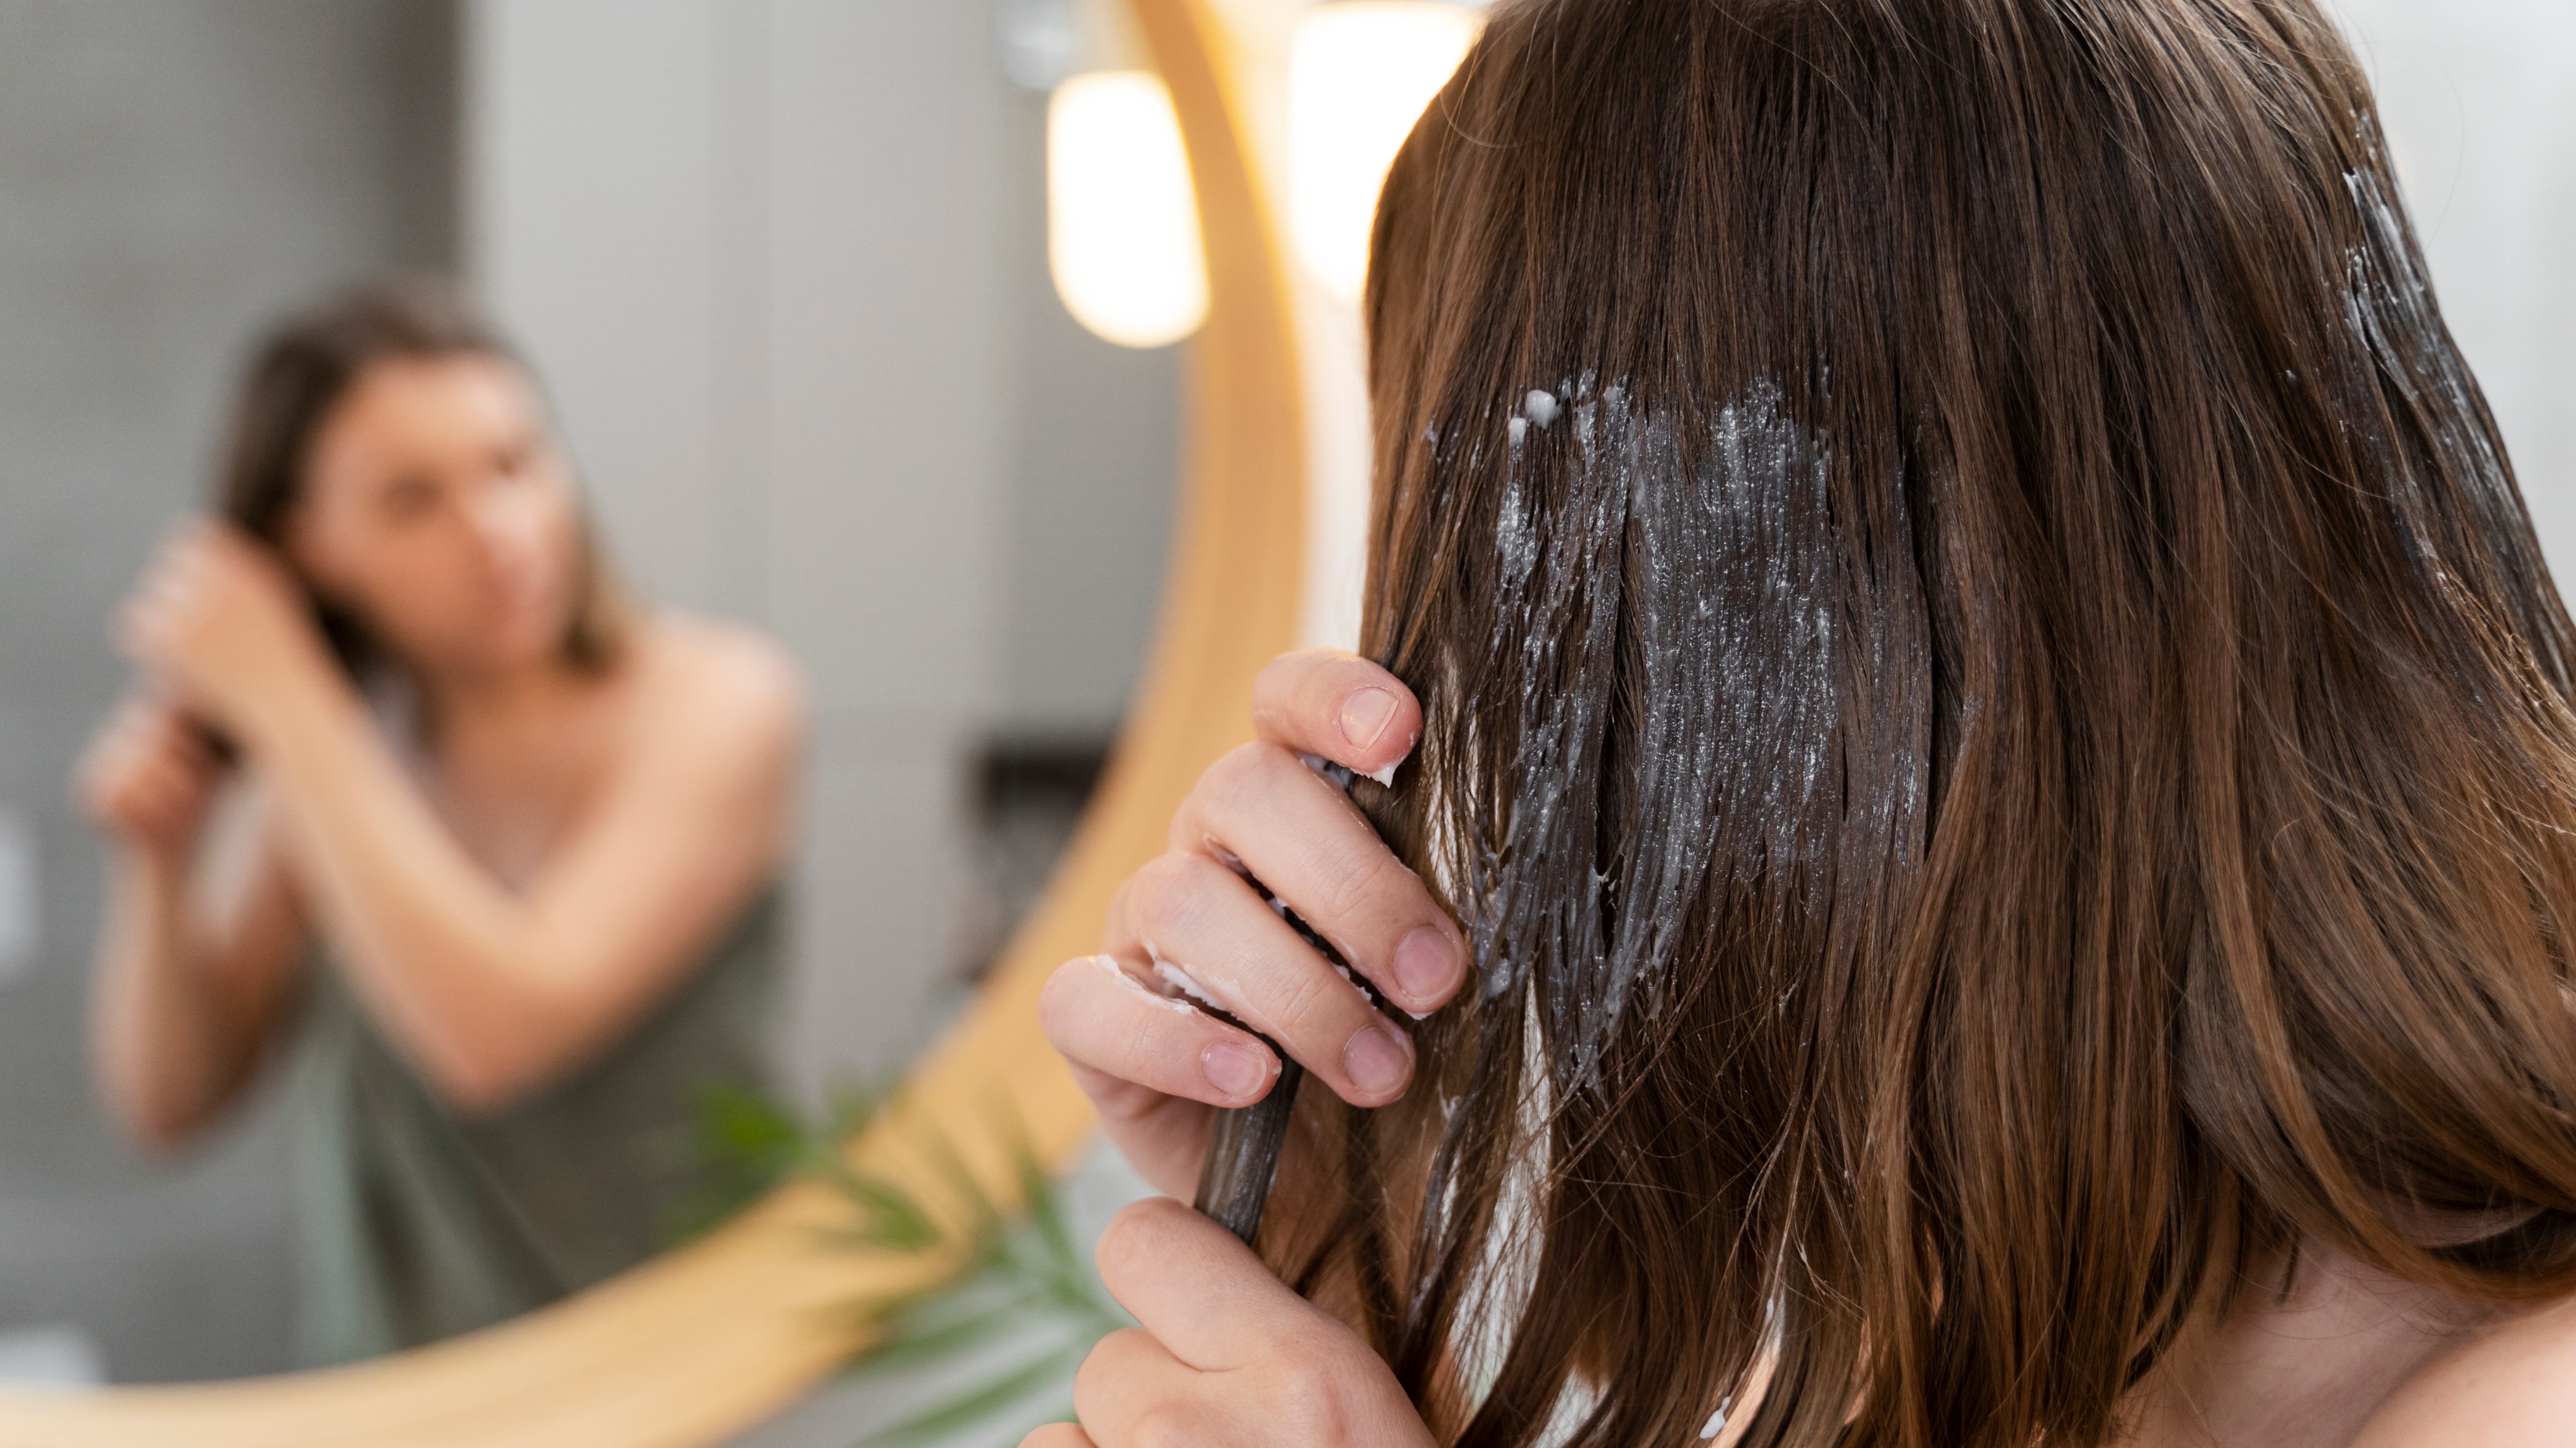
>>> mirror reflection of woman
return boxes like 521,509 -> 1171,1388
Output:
76,282 -> 805,1366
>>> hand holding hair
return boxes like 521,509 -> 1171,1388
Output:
1038,648 -> 1467,1202
1018,1198 -> 1435,1448
115,519 -> 341,745
74,691 -> 229,859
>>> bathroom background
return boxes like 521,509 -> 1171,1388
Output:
0,0 -> 2565,1429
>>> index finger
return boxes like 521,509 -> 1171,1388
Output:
1091,1197 -> 1334,1373
1251,650 -> 1421,783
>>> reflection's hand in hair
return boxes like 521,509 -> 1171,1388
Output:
117,520 -> 333,738
75,692 -> 226,859
1039,650 -> 1465,1199
1020,1198 -> 1435,1448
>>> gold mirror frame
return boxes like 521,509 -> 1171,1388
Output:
0,0 -> 1300,1439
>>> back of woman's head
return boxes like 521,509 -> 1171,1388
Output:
1298,1 -> 2576,1444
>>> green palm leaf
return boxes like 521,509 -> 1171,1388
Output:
685,1081 -> 1133,1447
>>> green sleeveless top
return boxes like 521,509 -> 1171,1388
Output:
285,887 -> 786,1367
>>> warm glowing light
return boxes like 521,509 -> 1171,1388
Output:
1289,0 -> 1481,303
1048,71 -> 1210,348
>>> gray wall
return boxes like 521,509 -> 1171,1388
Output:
0,1 -> 458,1382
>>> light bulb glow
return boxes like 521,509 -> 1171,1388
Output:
1289,1 -> 1481,303
1048,71 -> 1210,348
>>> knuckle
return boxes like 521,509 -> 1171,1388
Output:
1129,1405 -> 1204,1448
1092,1202 -> 1154,1272
1115,1004 -> 1190,1083
1253,648 -> 1309,693
1122,855 -> 1192,934
1282,1329 -> 1360,1391
1261,1342 -> 1372,1442
1040,961 -> 1182,1088
1107,1021 -> 1159,1085
1301,833 -> 1391,927
1164,794 -> 1202,855
1297,647 -> 1367,696
1345,851 -> 1434,948
1090,1216 -> 1146,1289
1258,1374 -> 1342,1438
1274,1346 -> 1341,1405
1300,1396 -> 1366,1445
1070,1327 -> 1137,1405
1105,871 -> 1144,939
1035,960 -> 1092,1045
1265,964 -> 1346,1041
1128,853 -> 1224,941
1093,1200 -> 1183,1289
1197,741 -> 1277,808
1253,648 -> 1326,713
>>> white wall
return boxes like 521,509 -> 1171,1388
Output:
2329,0 -> 2576,577
468,0 -> 1176,1089
469,0 -> 994,1087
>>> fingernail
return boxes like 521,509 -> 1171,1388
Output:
1339,687 -> 1399,749
1201,1041 -> 1269,1100
1342,1023 -> 1412,1096
1391,926 -> 1460,1004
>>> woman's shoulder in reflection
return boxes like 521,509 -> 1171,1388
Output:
621,611 -> 808,771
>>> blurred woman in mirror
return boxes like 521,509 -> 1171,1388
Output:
76,280 -> 805,1365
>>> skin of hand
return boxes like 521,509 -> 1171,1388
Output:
1038,648 -> 1468,1198
1020,1198 -> 1437,1448
1028,650 -> 1454,1445
1036,657 -> 2576,1448
116,520 -> 346,744
76,684 -> 308,1153
74,692 -> 227,860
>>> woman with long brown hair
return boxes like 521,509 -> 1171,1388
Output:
77,282 -> 804,1364
1035,0 -> 2576,1442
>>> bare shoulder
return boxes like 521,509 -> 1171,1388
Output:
621,613 -> 808,769
2352,1294 -> 2576,1447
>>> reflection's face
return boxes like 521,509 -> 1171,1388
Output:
285,355 -> 582,678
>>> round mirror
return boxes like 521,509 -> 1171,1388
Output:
3,0 -> 2571,1444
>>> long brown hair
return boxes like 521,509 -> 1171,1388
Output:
1274,1 -> 2576,1444
216,279 -> 624,675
